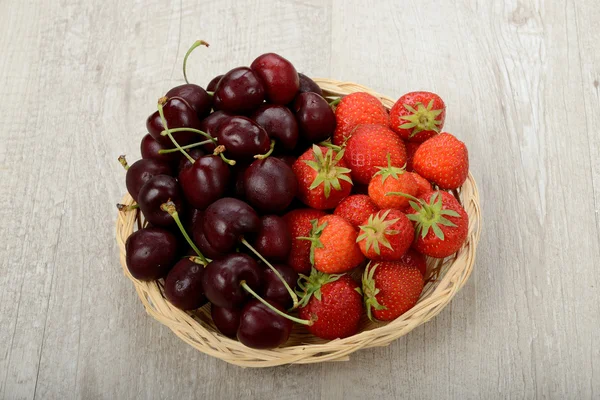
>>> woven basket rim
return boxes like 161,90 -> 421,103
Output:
115,78 -> 482,367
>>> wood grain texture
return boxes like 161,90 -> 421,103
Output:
0,0 -> 598,399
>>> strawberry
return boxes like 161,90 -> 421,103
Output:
367,155 -> 418,210
357,209 -> 414,261
343,124 -> 407,185
298,270 -> 363,339
332,92 -> 389,146
404,141 -> 420,172
361,261 -> 423,321
293,145 -> 353,209
413,132 -> 469,190
283,208 -> 327,274
410,172 -> 433,196
333,194 -> 379,228
398,248 -> 427,277
389,91 -> 446,142
301,215 -> 365,274
403,191 -> 469,258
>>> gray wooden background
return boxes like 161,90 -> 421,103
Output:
1,0 -> 599,399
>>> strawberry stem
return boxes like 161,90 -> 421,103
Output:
240,281 -> 312,325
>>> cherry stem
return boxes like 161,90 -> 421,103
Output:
240,238 -> 299,309
206,91 -> 214,96
116,203 -> 139,212
183,40 -> 209,84
160,127 -> 216,142
118,155 -> 129,170
329,97 -> 342,107
158,139 -> 214,154
254,140 -> 275,159
212,145 -> 236,165
189,256 -> 207,266
160,200 -> 207,264
240,281 -> 311,326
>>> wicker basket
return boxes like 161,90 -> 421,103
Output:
115,79 -> 482,367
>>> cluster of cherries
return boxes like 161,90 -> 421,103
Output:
120,41 -> 337,349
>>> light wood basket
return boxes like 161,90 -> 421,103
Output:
115,79 -> 482,367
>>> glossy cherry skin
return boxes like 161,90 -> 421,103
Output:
166,84 -> 212,119
292,92 -> 336,143
207,75 -> 223,92
251,104 -> 299,150
126,159 -> 173,202
178,155 -> 231,210
250,53 -> 299,105
237,300 -> 292,349
177,147 -> 205,174
297,73 -> 323,97
184,208 -> 202,233
137,175 -> 184,227
243,157 -> 297,213
213,67 -> 265,114
202,198 -> 260,253
252,215 -> 292,262
125,227 -> 178,280
192,217 -> 229,260
146,97 -> 203,146
216,116 -> 271,161
275,155 -> 296,168
198,110 -> 232,153
164,258 -> 207,310
140,134 -> 180,165
201,253 -> 262,308
262,264 -> 298,309
211,305 -> 241,338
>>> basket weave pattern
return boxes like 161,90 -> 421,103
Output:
115,79 -> 482,367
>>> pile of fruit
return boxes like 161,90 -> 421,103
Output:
119,41 -> 470,349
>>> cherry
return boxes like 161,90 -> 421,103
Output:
215,116 -> 271,161
252,215 -> 292,262
166,84 -> 212,119
237,299 -> 292,349
178,155 -> 231,210
164,257 -> 207,310
250,53 -> 299,105
230,162 -> 250,199
201,198 -> 260,253
244,157 -> 297,213
292,92 -> 336,143
125,158 -> 173,202
177,147 -> 205,174
275,155 -> 296,168
147,97 -> 203,146
140,134 -> 180,165
192,216 -> 229,260
297,73 -> 323,97
211,305 -> 241,338
250,104 -> 299,150
207,75 -> 223,92
198,110 -> 232,153
137,175 -> 184,227
201,253 -> 262,308
262,264 -> 298,309
213,67 -> 265,114
125,227 -> 178,280
184,208 -> 202,233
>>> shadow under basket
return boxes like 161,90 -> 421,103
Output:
115,78 -> 482,367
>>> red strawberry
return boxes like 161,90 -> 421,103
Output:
333,194 -> 379,228
357,209 -> 414,261
283,208 -> 327,274
344,124 -> 407,185
332,92 -> 389,146
361,261 -> 423,321
413,132 -> 469,190
298,271 -> 363,339
367,155 -> 418,210
398,248 -> 427,277
389,91 -> 446,142
404,141 -> 420,172
410,172 -> 433,196
293,145 -> 353,209
301,215 -> 365,274
404,191 -> 469,258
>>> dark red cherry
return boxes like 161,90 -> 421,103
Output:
137,175 -> 184,227
192,216 -> 229,260
243,157 -> 297,213
177,147 -> 205,173
184,208 -> 202,233
198,110 -> 232,153
202,198 -> 260,253
164,258 -> 207,310
213,67 -> 265,114
262,264 -> 298,309
231,163 -> 250,199
207,75 -> 223,92
211,305 -> 241,338
237,300 -> 292,349
140,134 -> 179,165
297,73 -> 323,97
178,155 -> 231,210
275,155 -> 296,168
166,84 -> 212,119
250,53 -> 299,105
126,159 -> 173,201
250,105 -> 299,150
147,97 -> 202,146
292,92 -> 336,143
201,253 -> 262,308
252,216 -> 291,262
125,227 -> 178,281
216,116 -> 270,161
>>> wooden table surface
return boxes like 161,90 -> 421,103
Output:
1,0 -> 599,399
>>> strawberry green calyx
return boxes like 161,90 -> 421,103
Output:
373,153 -> 407,184
303,145 -> 353,198
296,267 -> 343,308
317,138 -> 343,152
361,262 -> 387,321
297,219 -> 328,266
399,99 -> 443,137
357,210 -> 400,255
